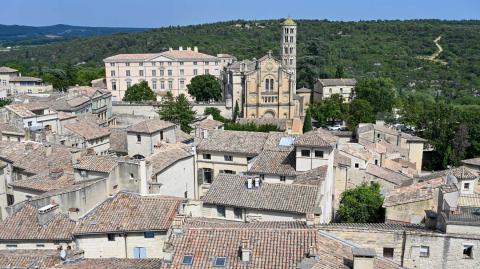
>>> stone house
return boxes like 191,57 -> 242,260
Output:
146,144 -> 196,199
3,101 -> 59,133
313,78 -> 357,102
0,203 -> 75,250
357,123 -> 426,172
193,116 -> 224,139
196,130 -> 269,196
0,66 -> 53,95
201,173 -> 322,223
74,191 -> 183,259
126,119 -> 177,158
63,120 -> 111,155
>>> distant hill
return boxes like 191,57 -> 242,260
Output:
0,24 -> 148,46
0,19 -> 479,95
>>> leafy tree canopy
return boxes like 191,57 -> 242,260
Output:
123,81 -> 156,102
337,182 -> 385,223
187,74 -> 222,102
347,99 -> 376,131
355,77 -> 396,115
303,109 -> 313,133
204,107 -> 226,122
158,92 -> 196,133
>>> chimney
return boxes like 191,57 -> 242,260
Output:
169,47 -> 173,52
240,239 -> 251,262
45,144 -> 52,157
37,204 -> 59,226
254,177 -> 260,188
139,159 -> 148,195
70,148 -> 82,164
352,248 -> 376,269
246,177 -> 253,189
49,168 -> 64,179
306,213 -> 315,227
193,46 -> 198,52
307,245 -> 318,258
171,215 -> 186,234
179,46 -> 183,51
187,47 -> 191,51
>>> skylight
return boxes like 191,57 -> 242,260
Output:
182,255 -> 193,265
214,257 -> 226,267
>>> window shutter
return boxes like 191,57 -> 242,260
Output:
197,168 -> 204,184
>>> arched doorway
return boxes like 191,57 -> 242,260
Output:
263,111 -> 275,118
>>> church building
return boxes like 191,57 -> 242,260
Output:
223,17 -> 304,123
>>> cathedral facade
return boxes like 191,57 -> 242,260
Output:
223,17 -> 303,121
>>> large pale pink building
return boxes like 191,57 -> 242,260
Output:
103,47 -> 221,101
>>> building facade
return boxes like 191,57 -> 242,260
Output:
0,67 -> 53,96
103,47 -> 220,101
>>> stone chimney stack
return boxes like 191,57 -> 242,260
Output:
240,239 -> 251,262
193,46 -> 198,52
37,204 -> 59,226
139,159 -> 148,195
352,248 -> 376,269
187,47 -> 191,51
179,46 -> 183,51
45,144 -> 52,157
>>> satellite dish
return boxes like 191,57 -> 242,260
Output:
447,175 -> 458,184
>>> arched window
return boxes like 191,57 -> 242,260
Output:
265,79 -> 270,91
284,47 -> 288,54
290,47 -> 293,54
270,79 -> 274,91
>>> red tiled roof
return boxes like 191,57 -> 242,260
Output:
74,192 -> 182,234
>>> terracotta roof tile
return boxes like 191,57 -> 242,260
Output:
294,131 -> 334,148
57,258 -> 164,269
74,155 -> 118,173
64,121 -> 111,140
366,164 -> 413,186
202,174 -> 319,214
196,130 -> 269,155
195,118 -> 224,130
0,204 -> 75,241
317,78 -> 356,87
0,250 -> 60,268
127,119 -> 175,134
9,171 -> 74,192
109,128 -> 128,154
74,192 -> 182,234
147,145 -> 193,176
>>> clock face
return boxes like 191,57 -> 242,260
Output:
266,62 -> 273,71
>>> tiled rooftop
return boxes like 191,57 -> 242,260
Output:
9,170 -> 74,192
0,141 -> 74,175
0,204 -> 75,241
147,144 -> 193,176
294,130 -> 334,148
109,128 -> 128,154
74,192 -> 182,234
126,119 -> 175,134
175,129 -> 194,143
64,121 -> 111,140
383,177 -> 445,207
74,155 -> 118,173
0,250 -> 60,269
317,78 -> 357,87
57,258 -> 164,269
104,49 -> 218,62
196,130 -> 269,155
195,118 -> 224,130
462,157 -> 480,167
366,164 -> 413,186
184,217 -> 309,229
202,174 -> 319,214
248,150 -> 297,176
0,66 -> 18,73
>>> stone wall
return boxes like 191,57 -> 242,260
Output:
112,102 -> 231,119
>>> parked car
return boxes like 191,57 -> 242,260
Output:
327,124 -> 343,131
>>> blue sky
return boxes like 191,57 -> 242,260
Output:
2,0 -> 479,28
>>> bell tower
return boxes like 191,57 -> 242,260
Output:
281,17 -> 297,91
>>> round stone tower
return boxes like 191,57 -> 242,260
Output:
281,17 -> 297,90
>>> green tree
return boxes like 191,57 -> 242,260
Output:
187,74 -> 222,102
0,99 -> 12,107
335,65 -> 344,78
158,92 -> 196,133
123,81 -> 156,102
347,99 -> 375,130
303,109 -> 313,133
233,100 -> 240,122
310,94 -> 348,126
337,182 -> 385,223
355,78 -> 396,115
204,107 -> 225,122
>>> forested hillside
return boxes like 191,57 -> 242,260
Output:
1,19 -> 479,169
0,24 -> 147,46
1,19 -> 479,97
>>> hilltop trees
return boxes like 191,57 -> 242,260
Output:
123,81 -> 156,102
355,78 -> 396,116
187,74 -> 222,102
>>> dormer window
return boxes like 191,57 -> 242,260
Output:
463,182 -> 470,190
